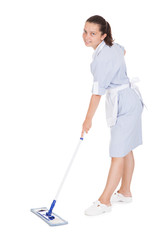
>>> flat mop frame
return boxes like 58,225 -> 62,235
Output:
31,133 -> 85,226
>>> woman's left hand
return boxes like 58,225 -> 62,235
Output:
81,118 -> 92,138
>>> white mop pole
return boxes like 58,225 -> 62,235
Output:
47,133 -> 86,216
55,138 -> 84,200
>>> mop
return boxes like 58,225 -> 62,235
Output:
31,133 -> 85,226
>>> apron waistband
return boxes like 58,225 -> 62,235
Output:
105,78 -> 144,127
106,83 -> 129,94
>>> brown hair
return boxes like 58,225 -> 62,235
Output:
86,15 -> 114,47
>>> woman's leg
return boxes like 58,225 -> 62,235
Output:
99,157 -> 124,206
118,151 -> 135,197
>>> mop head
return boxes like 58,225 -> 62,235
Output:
31,207 -> 68,226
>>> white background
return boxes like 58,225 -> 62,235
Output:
0,0 -> 160,239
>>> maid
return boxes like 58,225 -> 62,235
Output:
81,15 -> 144,216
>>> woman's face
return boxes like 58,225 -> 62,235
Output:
83,22 -> 107,49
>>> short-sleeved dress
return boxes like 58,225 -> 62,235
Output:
91,41 -> 143,158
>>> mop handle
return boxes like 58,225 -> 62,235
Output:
55,132 -> 86,201
47,132 -> 86,216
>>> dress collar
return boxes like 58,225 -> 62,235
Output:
92,40 -> 106,60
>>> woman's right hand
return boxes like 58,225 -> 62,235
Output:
81,94 -> 101,138
81,118 -> 92,138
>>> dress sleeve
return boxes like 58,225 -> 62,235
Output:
116,43 -> 125,54
91,58 -> 113,95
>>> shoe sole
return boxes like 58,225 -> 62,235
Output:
84,208 -> 112,216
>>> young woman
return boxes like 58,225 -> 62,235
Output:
81,15 -> 144,216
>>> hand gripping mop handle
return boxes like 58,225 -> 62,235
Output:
46,133 -> 86,216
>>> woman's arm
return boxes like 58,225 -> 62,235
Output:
81,94 -> 101,137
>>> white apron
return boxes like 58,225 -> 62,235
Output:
105,78 -> 144,127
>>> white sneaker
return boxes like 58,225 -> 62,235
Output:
84,200 -> 112,216
111,192 -> 132,204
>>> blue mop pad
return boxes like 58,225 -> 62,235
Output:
31,207 -> 68,226
31,135 -> 85,226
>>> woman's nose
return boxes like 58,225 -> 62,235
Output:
85,34 -> 90,40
